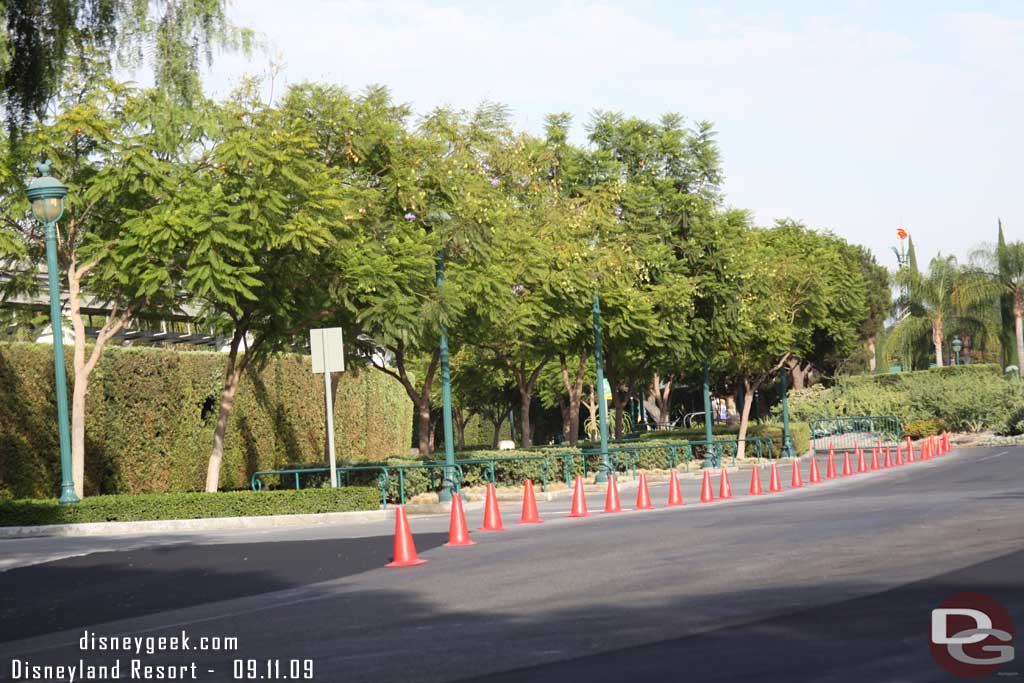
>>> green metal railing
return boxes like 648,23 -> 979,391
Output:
810,416 -> 902,454
451,455 -> 551,492
251,465 -> 390,507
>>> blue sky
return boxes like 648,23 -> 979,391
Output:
193,0 -> 1022,269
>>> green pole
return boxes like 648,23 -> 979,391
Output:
593,294 -> 610,482
780,368 -> 794,457
436,252 -> 456,502
702,357 -> 715,468
45,221 -> 78,504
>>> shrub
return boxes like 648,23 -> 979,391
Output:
0,343 -> 413,497
998,403 -> 1024,436
903,418 -> 947,439
0,487 -> 380,527
787,365 -> 1022,433
636,422 -> 811,457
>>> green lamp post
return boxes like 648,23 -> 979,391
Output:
26,160 -> 78,504
428,210 -> 456,503
951,336 -> 962,366
701,357 -> 716,468
592,293 -> 611,483
779,368 -> 794,458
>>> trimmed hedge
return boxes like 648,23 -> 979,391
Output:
0,343 -> 413,498
0,486 -> 380,527
635,422 -> 812,456
785,364 -> 1023,433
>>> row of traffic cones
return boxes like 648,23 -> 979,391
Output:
387,433 -> 953,567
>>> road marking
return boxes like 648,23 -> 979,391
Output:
977,451 -> 1009,462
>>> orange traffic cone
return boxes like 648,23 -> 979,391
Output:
635,473 -> 654,510
826,446 -> 837,480
518,479 -> 543,524
567,475 -> 590,517
931,435 -> 938,456
895,446 -> 904,466
791,460 -> 804,488
883,447 -> 893,469
719,469 -> 733,500
842,450 -> 854,476
857,447 -> 868,473
905,436 -> 915,462
444,493 -> 474,546
921,440 -> 931,460
699,469 -> 715,502
604,474 -> 623,513
479,483 -> 505,532
768,462 -> 783,492
385,506 -> 427,567
944,433 -> 951,452
667,470 -> 684,506
870,448 -> 881,470
808,457 -> 822,483
749,466 -> 763,495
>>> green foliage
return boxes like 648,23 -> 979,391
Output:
0,487 -> 378,527
903,418 -> 947,439
786,365 -> 1022,433
1000,403 -> 1024,436
633,421 -> 811,457
0,343 -> 412,498
0,1 -> 252,134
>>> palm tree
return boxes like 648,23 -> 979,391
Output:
889,254 -> 998,368
959,241 -> 1024,377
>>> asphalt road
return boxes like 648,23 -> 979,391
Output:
0,447 -> 1021,682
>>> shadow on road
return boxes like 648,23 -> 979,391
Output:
0,534 -> 447,643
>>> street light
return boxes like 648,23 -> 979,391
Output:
428,210 -> 457,503
592,293 -> 611,482
26,160 -> 78,504
951,336 -> 962,366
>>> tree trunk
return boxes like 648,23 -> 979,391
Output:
1015,309 -> 1024,378
611,388 -> 627,439
66,261 -> 133,498
519,391 -> 532,448
370,345 -> 439,455
511,357 -> 548,448
419,405 -> 433,455
558,352 -> 587,446
933,318 -> 945,368
558,396 -> 571,443
867,336 -> 877,373
736,376 -> 755,459
582,384 -> 598,440
1015,294 -> 1024,378
206,341 -> 244,492
491,416 -> 505,449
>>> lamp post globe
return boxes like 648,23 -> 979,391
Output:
951,336 -> 962,366
26,160 -> 78,504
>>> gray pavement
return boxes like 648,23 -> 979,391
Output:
0,446 -> 1021,682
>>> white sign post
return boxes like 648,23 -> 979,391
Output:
310,328 -> 345,488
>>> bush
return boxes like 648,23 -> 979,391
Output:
998,403 -> 1024,436
0,343 -> 413,497
787,365 -> 1022,433
0,487 -> 380,527
636,421 -> 811,457
903,418 -> 947,439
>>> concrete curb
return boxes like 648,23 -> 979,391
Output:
0,508 -> 388,539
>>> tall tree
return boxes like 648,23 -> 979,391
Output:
960,239 -> 1024,378
1,0 -> 252,134
167,81 -> 344,492
0,67 -> 209,497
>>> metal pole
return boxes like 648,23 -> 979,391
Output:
437,252 -> 456,502
324,370 -> 338,488
702,357 -> 714,468
780,369 -> 794,457
45,221 -> 78,504
593,293 -> 610,482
